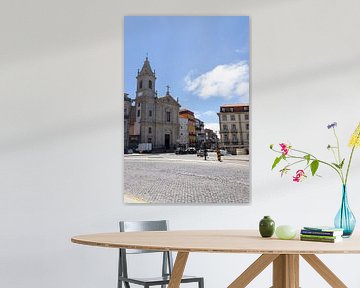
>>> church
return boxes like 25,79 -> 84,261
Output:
127,57 -> 181,152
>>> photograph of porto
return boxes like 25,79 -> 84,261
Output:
124,16 -> 250,204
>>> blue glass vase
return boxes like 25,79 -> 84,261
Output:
334,185 -> 356,237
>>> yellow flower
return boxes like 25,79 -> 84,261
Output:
349,122 -> 360,148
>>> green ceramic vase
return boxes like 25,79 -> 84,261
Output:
259,216 -> 275,238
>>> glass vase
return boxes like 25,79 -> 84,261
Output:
334,185 -> 356,237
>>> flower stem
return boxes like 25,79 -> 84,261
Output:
345,145 -> 356,185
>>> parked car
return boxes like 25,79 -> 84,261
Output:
175,147 -> 187,154
186,147 -> 197,154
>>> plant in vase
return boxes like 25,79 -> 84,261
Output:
270,122 -> 360,237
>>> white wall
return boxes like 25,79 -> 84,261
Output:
1,0 -> 360,287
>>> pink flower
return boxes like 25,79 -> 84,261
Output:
279,143 -> 289,155
293,170 -> 306,182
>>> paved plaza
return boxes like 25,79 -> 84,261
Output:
124,153 -> 250,204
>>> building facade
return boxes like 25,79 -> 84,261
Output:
195,118 -> 205,148
205,128 -> 219,149
217,104 -> 250,154
179,109 -> 196,147
130,57 -> 180,152
124,93 -> 132,152
178,117 -> 189,146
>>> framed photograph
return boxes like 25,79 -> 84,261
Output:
124,16 -> 250,204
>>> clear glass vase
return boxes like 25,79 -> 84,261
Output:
334,185 -> 356,237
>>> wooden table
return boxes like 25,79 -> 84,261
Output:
71,230 -> 360,288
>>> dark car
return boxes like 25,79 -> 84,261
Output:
175,147 -> 187,154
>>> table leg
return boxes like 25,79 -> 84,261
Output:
228,254 -> 279,288
301,254 -> 347,288
272,254 -> 299,288
168,252 -> 189,288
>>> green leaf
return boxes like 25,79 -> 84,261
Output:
332,163 -> 341,169
310,160 -> 319,176
304,154 -> 311,164
339,159 -> 345,169
270,144 -> 274,149
271,156 -> 282,170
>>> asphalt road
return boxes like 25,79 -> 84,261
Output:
124,153 -> 250,204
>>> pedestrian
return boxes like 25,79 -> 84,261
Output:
204,148 -> 208,160
216,147 -> 222,162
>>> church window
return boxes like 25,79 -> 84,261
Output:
148,127 -> 152,134
149,110 -> 152,117
149,80 -> 152,89
166,111 -> 171,122
137,110 -> 140,117
139,80 -> 143,89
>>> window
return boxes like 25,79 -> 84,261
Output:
139,80 -> 143,89
148,127 -> 152,134
230,115 -> 235,121
245,114 -> 249,120
231,124 -> 236,131
149,80 -> 152,89
230,108 -> 234,112
222,115 -> 227,121
223,124 -> 228,131
137,103 -> 140,107
149,110 -> 152,117
244,106 -> 249,111
232,134 -> 238,143
246,124 -> 249,130
147,138 -> 152,143
166,111 -> 171,122
137,110 -> 140,117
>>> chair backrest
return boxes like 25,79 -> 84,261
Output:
119,220 -> 169,254
118,220 -> 173,283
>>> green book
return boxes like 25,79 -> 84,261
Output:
300,235 -> 342,243
300,234 -> 340,240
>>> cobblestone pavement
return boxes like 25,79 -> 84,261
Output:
124,153 -> 250,204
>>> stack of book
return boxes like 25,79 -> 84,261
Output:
300,226 -> 344,243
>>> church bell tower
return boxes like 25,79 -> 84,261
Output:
136,57 -> 156,98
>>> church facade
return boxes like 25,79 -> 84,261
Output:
128,57 -> 180,152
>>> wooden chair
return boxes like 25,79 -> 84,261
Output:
118,220 -> 204,288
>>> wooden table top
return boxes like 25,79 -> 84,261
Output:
71,230 -> 360,254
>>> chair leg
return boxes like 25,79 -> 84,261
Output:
199,278 -> 204,288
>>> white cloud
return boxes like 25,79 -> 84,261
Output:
194,110 -> 217,118
184,62 -> 249,100
203,110 -> 217,116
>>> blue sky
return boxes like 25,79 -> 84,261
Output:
124,16 -> 249,132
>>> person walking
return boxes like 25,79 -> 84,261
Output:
204,148 -> 208,160
216,147 -> 222,162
